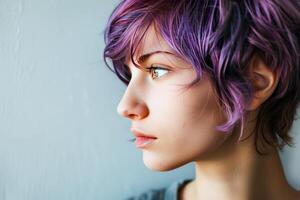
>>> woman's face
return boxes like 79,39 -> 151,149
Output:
117,25 -> 230,171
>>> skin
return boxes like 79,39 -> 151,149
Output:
117,24 -> 300,200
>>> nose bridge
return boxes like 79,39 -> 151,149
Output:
117,74 -> 149,120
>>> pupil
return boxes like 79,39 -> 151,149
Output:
153,70 -> 158,78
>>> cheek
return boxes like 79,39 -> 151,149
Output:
151,77 -> 225,140
171,81 -> 227,151
142,78 -> 229,171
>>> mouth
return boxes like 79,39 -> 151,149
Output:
130,128 -> 157,138
130,128 -> 157,148
134,136 -> 157,148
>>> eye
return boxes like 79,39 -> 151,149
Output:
145,65 -> 170,80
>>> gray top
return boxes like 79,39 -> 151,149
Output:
126,179 -> 193,200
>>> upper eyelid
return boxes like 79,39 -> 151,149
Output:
125,63 -> 171,74
148,64 -> 170,69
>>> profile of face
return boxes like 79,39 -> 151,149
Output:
117,24 -> 232,171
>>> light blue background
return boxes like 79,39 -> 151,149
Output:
0,0 -> 299,199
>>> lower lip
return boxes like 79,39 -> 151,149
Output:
135,136 -> 157,148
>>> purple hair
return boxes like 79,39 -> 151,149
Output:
104,0 -> 300,154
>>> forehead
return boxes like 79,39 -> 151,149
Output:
126,24 -> 177,64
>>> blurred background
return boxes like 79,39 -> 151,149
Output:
0,0 -> 299,199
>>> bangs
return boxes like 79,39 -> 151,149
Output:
103,0 -> 206,87
103,4 -> 154,85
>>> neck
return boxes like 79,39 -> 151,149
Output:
187,127 -> 296,200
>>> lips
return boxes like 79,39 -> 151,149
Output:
130,128 -> 157,139
135,136 -> 156,148
130,128 -> 157,148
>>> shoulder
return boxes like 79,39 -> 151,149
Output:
125,188 -> 166,200
125,179 -> 193,200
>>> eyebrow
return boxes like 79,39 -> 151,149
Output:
137,50 -> 175,63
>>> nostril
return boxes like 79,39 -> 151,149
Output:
128,114 -> 141,120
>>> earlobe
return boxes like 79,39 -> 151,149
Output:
245,55 -> 279,111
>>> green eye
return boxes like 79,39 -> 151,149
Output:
146,65 -> 170,79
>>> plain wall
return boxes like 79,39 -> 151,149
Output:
0,0 -> 299,199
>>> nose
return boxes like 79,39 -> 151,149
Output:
117,84 -> 149,121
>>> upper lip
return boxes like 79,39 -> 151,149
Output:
130,128 -> 157,139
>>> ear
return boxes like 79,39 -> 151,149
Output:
245,55 -> 279,111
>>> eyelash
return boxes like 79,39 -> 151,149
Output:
145,65 -> 170,80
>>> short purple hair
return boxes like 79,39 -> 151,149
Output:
104,0 -> 300,154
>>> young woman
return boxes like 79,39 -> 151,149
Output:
104,0 -> 300,199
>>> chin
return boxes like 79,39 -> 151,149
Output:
142,152 -> 191,172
